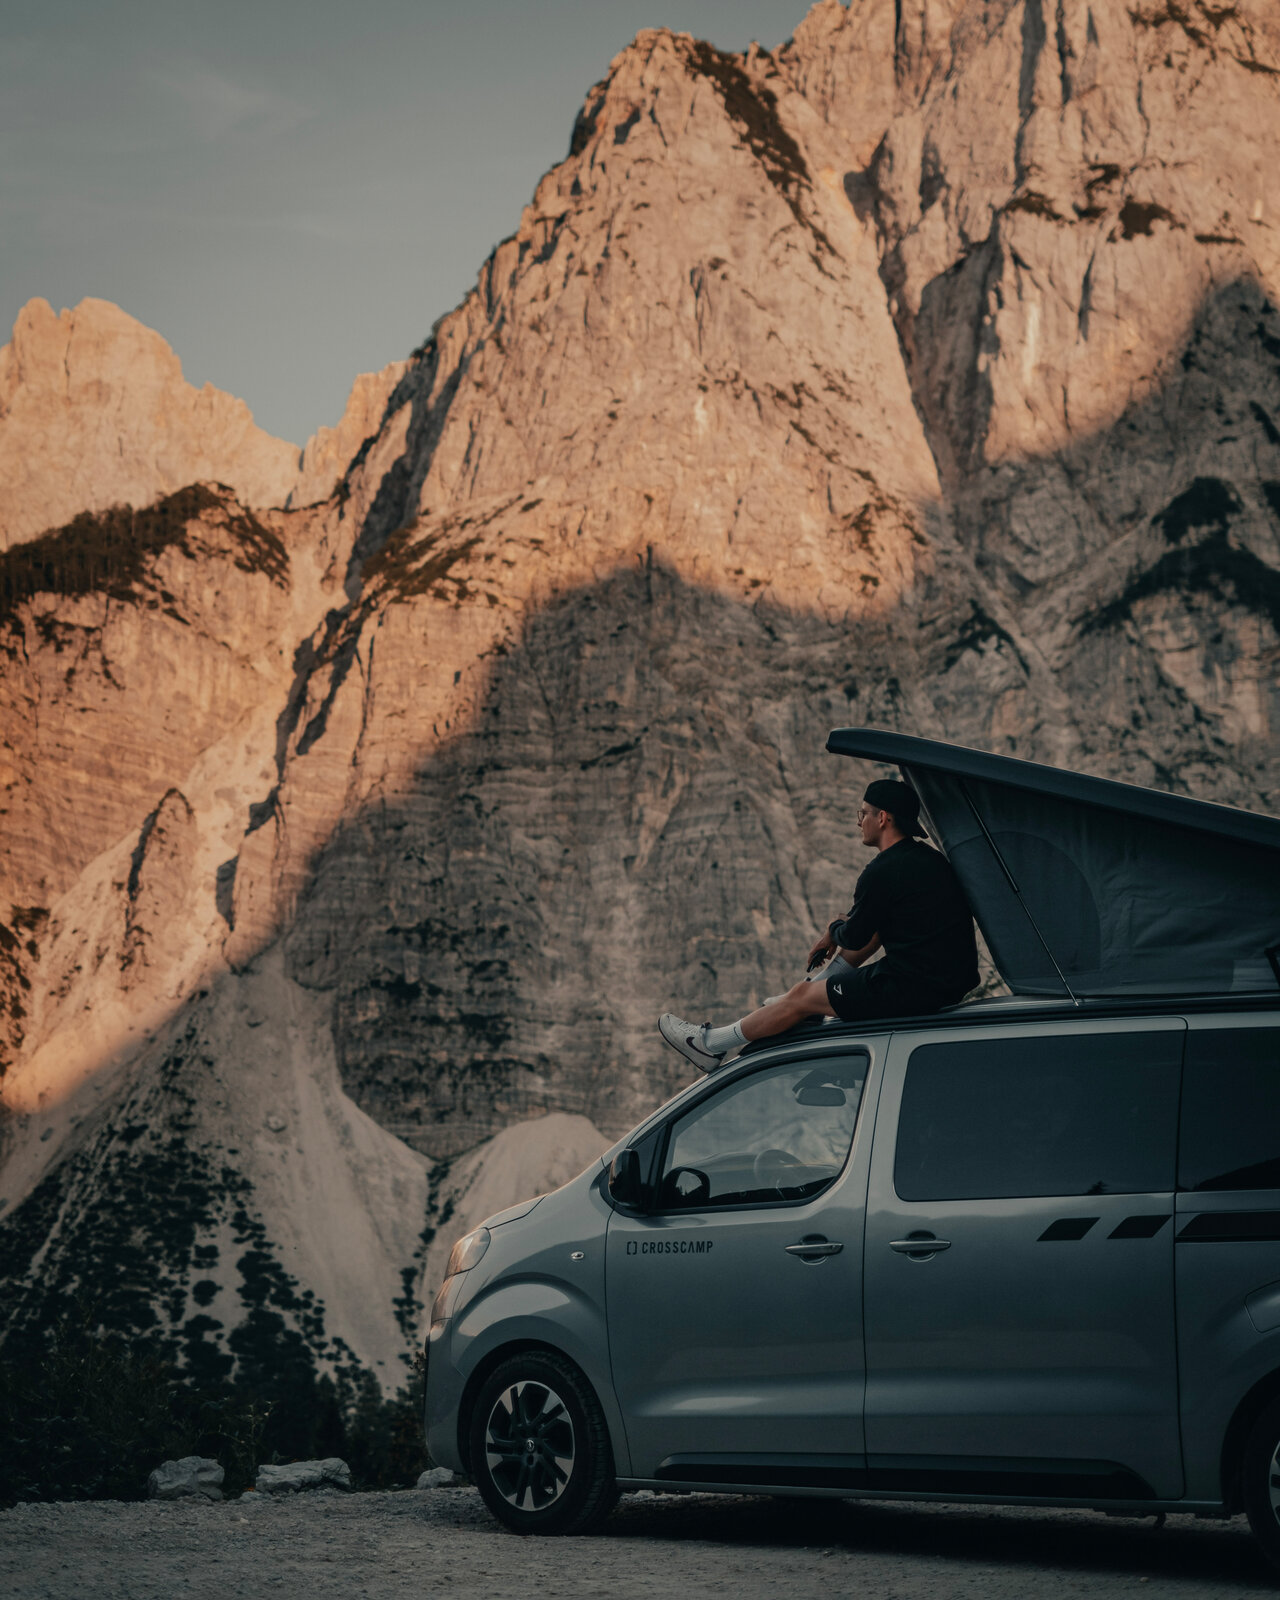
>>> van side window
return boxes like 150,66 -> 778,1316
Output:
658,1055 -> 867,1210
894,1033 -> 1180,1201
1179,1029 -> 1280,1191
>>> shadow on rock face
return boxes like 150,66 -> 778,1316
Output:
270,277 -> 1280,1159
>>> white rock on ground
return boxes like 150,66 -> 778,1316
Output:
255,1459 -> 352,1495
416,1467 -> 456,1489
146,1457 -> 224,1501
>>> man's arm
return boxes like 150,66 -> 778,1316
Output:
835,933 -> 882,968
825,864 -> 883,960
808,862 -> 881,970
807,928 -> 882,971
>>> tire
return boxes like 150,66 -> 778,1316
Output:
1242,1394 -> 1280,1576
468,1350 -> 620,1535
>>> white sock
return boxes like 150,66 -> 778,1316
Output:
702,1019 -> 747,1055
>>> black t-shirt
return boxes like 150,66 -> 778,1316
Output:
832,838 -> 979,996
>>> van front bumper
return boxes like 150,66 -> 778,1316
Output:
423,1319 -> 467,1474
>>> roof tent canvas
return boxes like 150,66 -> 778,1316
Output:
826,729 -> 1280,1000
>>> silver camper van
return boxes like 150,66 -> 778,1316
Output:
423,731 -> 1280,1572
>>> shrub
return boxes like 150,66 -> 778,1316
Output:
0,1307 -> 426,1504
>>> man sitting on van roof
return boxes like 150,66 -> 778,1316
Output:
659,780 -> 980,1071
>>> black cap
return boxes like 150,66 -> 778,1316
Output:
863,779 -> 927,837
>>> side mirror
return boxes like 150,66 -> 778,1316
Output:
608,1148 -> 644,1208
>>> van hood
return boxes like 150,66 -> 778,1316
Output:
482,1155 -> 609,1232
483,1196 -> 544,1230
827,728 -> 1280,1002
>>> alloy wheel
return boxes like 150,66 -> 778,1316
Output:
483,1379 -> 576,1512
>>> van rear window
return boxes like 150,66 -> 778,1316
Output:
1179,1029 -> 1280,1191
895,1032 -> 1180,1201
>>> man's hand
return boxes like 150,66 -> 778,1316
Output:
806,929 -> 836,971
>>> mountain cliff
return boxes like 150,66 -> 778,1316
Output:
1,0 -> 1278,1397
0,300 -> 298,550
0,297 -> 408,550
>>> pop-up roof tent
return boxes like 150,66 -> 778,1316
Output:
827,728 -> 1280,1001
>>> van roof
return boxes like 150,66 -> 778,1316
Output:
826,728 -> 1280,1004
739,991 -> 1280,1059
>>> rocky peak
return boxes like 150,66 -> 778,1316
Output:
0,299 -> 407,550
0,298 -> 301,550
289,360 -> 408,510
327,16 -> 938,628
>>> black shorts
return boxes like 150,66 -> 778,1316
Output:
825,964 -> 959,1023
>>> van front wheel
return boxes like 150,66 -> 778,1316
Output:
1242,1394 -> 1280,1574
468,1351 -> 619,1535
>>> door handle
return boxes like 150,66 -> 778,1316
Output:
785,1238 -> 843,1260
889,1234 -> 951,1259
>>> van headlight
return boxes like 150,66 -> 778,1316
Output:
446,1226 -> 491,1278
430,1226 -> 492,1329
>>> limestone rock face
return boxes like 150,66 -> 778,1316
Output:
1,0 -> 1279,1398
0,300 -> 302,549
0,487 -> 296,917
793,0 -> 1280,791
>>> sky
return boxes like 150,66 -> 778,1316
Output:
2,0 -> 818,445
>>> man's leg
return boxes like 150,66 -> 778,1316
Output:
659,980 -> 834,1070
762,954 -> 857,1005
738,978 -> 835,1040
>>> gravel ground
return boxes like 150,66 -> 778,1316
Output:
3,1486 -> 1279,1600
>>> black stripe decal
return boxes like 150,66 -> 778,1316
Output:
1038,1217 -> 1098,1241
1108,1215 -> 1170,1240
1177,1211 -> 1280,1243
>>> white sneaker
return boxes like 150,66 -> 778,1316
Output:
658,1013 -> 723,1073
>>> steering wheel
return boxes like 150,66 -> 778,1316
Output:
752,1147 -> 802,1195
